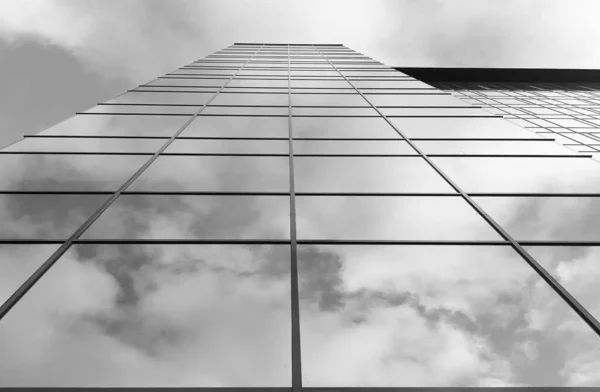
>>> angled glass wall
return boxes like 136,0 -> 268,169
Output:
1,43 -> 600,389
436,81 -> 600,159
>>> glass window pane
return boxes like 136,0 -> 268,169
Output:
474,197 -> 600,241
0,194 -> 108,239
146,78 -> 227,88
292,107 -> 377,116
294,157 -> 452,192
296,196 -> 498,240
298,244 -> 600,386
228,79 -> 288,88
39,115 -> 190,137
390,118 -> 538,139
414,140 -> 576,155
0,245 -> 59,305
203,107 -> 287,116
84,105 -> 197,115
293,140 -> 415,155
292,94 -> 367,106
211,93 -> 287,106
433,157 -> 600,193
291,80 -> 351,88
181,116 -> 288,138
0,244 -> 291,387
83,195 -> 289,240
134,86 -> 218,93
129,156 -> 289,192
107,91 -> 215,105
0,154 -> 147,191
4,137 -> 164,153
525,246 -> 600,324
293,117 -> 400,139
365,94 -> 470,107
381,108 -> 491,117
166,139 -> 288,154
353,80 -> 433,89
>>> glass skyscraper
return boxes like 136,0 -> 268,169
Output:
1,43 -> 600,387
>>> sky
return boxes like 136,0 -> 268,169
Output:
1,0 -> 600,146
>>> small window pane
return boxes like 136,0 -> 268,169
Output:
292,94 -> 367,106
146,78 -> 227,88
212,93 -> 288,106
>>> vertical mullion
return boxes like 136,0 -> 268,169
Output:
0,45 -> 265,321
287,44 -> 303,392
314,45 -> 600,337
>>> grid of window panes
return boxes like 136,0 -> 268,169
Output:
2,43 -> 600,388
436,81 -> 600,159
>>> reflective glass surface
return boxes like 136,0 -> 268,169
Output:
294,157 -> 452,192
298,244 -> 600,386
40,115 -> 190,137
433,157 -> 600,193
181,116 -> 288,138
0,245 -> 58,305
296,196 -> 498,240
293,117 -> 400,139
4,137 -> 165,153
414,140 -> 576,155
166,139 -> 288,154
0,154 -> 147,191
0,244 -> 291,386
0,194 -> 108,239
293,140 -> 415,155
211,93 -> 288,106
84,195 -> 289,240
390,118 -> 536,139
474,197 -> 600,241
291,94 -> 368,106
107,92 -> 215,105
365,94 -> 470,107
129,156 -> 289,192
84,105 -> 197,115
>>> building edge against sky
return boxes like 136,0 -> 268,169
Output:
0,43 -> 600,387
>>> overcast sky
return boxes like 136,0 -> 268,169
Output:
1,0 -> 600,147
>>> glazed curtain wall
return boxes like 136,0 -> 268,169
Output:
1,43 -> 600,388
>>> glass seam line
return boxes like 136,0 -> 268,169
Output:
0,44 -> 265,321
313,45 -> 600,337
287,44 -> 303,392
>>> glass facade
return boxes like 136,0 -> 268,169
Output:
2,43 -> 600,388
435,81 -> 600,159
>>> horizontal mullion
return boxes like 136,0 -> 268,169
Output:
2,190 -> 600,197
